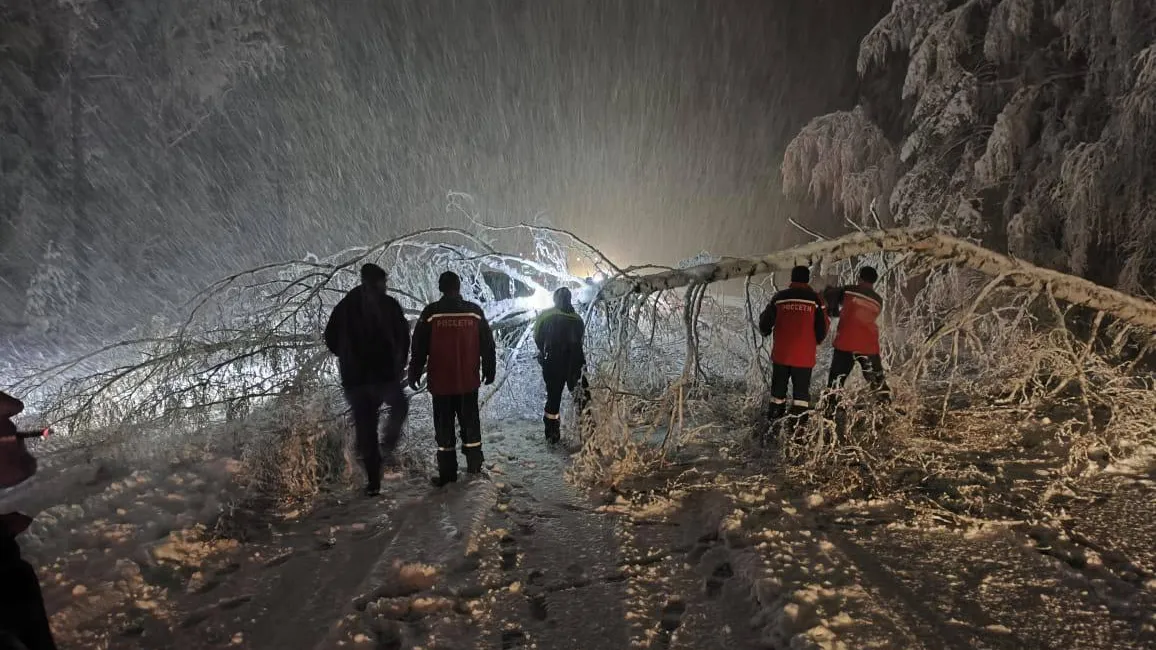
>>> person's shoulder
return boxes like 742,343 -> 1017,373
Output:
332,286 -> 356,308
464,300 -> 487,317
776,286 -> 820,302
846,285 -> 883,305
382,293 -> 405,310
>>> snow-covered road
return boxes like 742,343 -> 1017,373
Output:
12,420 -> 1156,649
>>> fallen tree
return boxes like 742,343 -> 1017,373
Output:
600,227 -> 1156,333
578,226 -> 1156,488
12,205 -> 1156,497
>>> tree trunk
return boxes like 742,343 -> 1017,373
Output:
599,228 -> 1156,332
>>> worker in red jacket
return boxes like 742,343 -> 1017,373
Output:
758,266 -> 830,424
408,272 -> 497,487
823,265 -> 891,406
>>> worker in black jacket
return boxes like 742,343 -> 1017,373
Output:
1,391 -> 57,650
324,263 -> 411,497
533,288 -> 590,443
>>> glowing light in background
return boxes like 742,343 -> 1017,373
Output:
524,288 -> 556,312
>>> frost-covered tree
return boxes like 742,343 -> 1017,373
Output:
783,0 -> 1156,294
24,238 -> 81,335
0,0 -> 286,334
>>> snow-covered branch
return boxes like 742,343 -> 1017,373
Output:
600,228 -> 1156,331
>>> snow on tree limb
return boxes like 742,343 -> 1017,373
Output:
781,106 -> 898,224
794,0 -> 1156,292
974,86 -> 1041,186
857,0 -> 950,77
599,227 -> 1156,332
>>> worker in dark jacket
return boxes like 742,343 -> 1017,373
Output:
823,266 -> 891,406
324,263 -> 411,497
0,393 -> 37,490
533,287 -> 590,443
408,272 -> 497,487
758,266 -> 829,423
1,391 -> 58,650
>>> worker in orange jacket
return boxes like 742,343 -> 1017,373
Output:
823,265 -> 892,407
758,266 -> 830,423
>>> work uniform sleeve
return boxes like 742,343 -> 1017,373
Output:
408,306 -> 432,383
533,309 -> 552,353
478,307 -> 497,381
758,300 -> 777,337
323,298 -> 347,355
813,297 -> 829,344
576,314 -> 588,367
823,286 -> 846,318
534,312 -> 547,351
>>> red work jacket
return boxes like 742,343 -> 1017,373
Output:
408,297 -> 497,396
758,282 -> 829,368
827,283 -> 883,355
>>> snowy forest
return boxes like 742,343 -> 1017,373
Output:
1,1 -> 1155,649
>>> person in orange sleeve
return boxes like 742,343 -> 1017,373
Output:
758,266 -> 830,425
823,265 -> 892,408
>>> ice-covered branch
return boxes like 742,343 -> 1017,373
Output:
599,227 -> 1156,331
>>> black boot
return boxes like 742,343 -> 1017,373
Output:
787,403 -> 810,422
434,449 -> 458,487
430,475 -> 457,488
544,416 -> 561,443
766,402 -> 786,424
363,462 -> 381,497
464,446 -> 485,474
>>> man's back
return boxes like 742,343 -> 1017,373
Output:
828,284 -> 883,355
413,296 -> 496,396
324,285 -> 409,386
759,282 -> 828,368
534,307 -> 585,371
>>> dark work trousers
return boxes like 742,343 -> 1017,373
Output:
826,350 -> 891,412
0,538 -> 57,650
344,381 -> 409,491
432,391 -> 483,482
768,363 -> 813,421
542,365 -> 591,440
